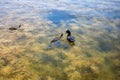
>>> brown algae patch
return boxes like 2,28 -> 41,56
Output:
0,25 -> 120,80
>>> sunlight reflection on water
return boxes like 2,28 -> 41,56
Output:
0,0 -> 120,80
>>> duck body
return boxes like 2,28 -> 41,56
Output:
50,37 -> 61,43
66,30 -> 75,45
9,24 -> 23,30
50,33 -> 63,43
67,35 -> 75,42
9,27 -> 17,30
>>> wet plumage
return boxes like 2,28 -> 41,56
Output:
66,30 -> 75,45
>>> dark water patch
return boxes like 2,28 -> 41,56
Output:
85,52 -> 92,57
105,26 -> 114,32
116,24 -> 120,29
97,39 -> 116,52
103,10 -> 120,20
15,34 -> 28,42
77,29 -> 85,34
95,34 -> 115,52
56,52 -> 67,60
104,57 -> 111,65
40,54 -> 62,67
47,9 -> 76,25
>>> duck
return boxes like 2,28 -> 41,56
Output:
50,33 -> 63,43
9,24 -> 23,30
66,30 -> 75,45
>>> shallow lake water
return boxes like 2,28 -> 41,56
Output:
0,0 -> 120,80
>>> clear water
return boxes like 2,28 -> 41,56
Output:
0,0 -> 120,80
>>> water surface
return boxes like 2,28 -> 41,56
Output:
0,0 -> 120,80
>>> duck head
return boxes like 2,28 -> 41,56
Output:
66,30 -> 71,36
19,24 -> 23,28
60,33 -> 63,38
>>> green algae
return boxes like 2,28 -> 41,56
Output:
0,0 -> 120,80
0,22 -> 120,80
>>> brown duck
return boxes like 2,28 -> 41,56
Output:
50,33 -> 63,43
9,24 -> 23,30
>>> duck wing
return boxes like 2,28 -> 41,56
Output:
67,36 -> 75,42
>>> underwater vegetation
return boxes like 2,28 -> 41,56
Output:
0,24 -> 120,80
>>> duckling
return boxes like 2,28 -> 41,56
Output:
66,30 -> 75,45
50,33 -> 63,43
9,24 -> 23,30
